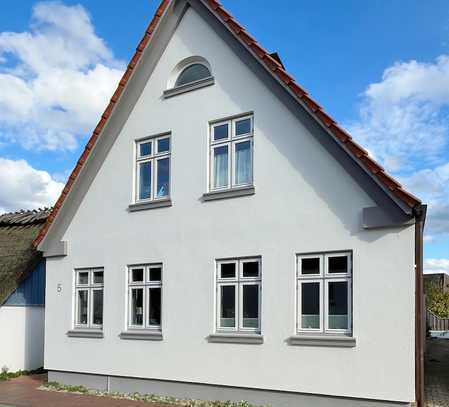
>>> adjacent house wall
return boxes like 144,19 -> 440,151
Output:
44,5 -> 416,404
0,261 -> 45,372
0,306 -> 45,372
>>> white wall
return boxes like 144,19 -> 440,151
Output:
44,5 -> 416,403
0,306 -> 45,372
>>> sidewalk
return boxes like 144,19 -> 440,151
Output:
426,338 -> 449,406
0,374 -> 169,407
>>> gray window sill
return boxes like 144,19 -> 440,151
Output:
67,330 -> 103,338
163,76 -> 215,99
119,331 -> 163,341
128,199 -> 172,212
288,335 -> 356,348
208,333 -> 263,344
202,186 -> 255,202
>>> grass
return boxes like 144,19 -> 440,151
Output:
43,381 -> 269,407
0,367 -> 46,381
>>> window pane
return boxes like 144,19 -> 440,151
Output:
175,64 -> 211,87
235,141 -> 252,185
213,124 -> 228,141
157,138 -> 170,153
220,286 -> 235,328
242,285 -> 259,328
139,161 -> 152,200
78,272 -> 88,285
213,145 -> 228,188
77,290 -> 88,325
93,271 -> 103,284
235,118 -> 251,136
156,158 -> 170,198
301,258 -> 320,275
131,268 -> 144,282
131,288 -> 144,326
301,282 -> 320,329
139,142 -> 152,157
92,290 -> 103,325
242,261 -> 259,278
149,287 -> 161,326
149,267 -> 162,282
328,281 -> 349,329
328,256 -> 348,274
220,263 -> 236,279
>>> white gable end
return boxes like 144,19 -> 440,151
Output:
44,4 -> 416,404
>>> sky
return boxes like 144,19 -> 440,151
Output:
0,0 -> 448,273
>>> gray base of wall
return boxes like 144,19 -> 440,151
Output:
48,370 -> 410,407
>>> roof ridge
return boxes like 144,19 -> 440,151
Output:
33,0 -> 421,248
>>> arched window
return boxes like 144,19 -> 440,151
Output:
175,63 -> 211,87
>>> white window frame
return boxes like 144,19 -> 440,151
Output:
216,257 -> 261,333
209,115 -> 254,192
296,252 -> 352,335
127,264 -> 162,331
135,134 -> 171,203
74,268 -> 104,330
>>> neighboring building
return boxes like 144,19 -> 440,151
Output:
424,273 -> 449,293
0,209 -> 49,372
35,1 -> 426,406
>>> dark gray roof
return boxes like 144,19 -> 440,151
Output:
0,208 -> 51,305
0,208 -> 51,226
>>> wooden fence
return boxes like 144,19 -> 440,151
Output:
427,309 -> 449,331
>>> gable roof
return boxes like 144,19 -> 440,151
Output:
0,208 -> 50,305
33,0 -> 421,248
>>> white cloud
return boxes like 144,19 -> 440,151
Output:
0,158 -> 63,213
0,1 -> 124,151
347,55 -> 449,238
424,258 -> 449,275
347,56 -> 449,172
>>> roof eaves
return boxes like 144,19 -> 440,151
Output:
33,0 -> 172,248
201,0 -> 421,211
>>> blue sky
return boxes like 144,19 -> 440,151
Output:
0,0 -> 448,272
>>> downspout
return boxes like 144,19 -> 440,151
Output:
414,204 -> 426,407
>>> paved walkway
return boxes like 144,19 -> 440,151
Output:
0,374 -> 170,407
426,338 -> 449,406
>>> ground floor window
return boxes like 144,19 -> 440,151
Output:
74,268 -> 104,329
128,264 -> 162,330
216,257 -> 261,333
297,252 -> 352,335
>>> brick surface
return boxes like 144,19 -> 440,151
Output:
426,338 -> 449,406
0,374 -> 173,407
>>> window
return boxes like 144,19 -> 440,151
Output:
175,63 -> 211,87
135,134 -> 171,202
74,269 -> 104,329
209,115 -> 254,191
128,264 -> 162,331
297,252 -> 352,334
216,258 -> 261,333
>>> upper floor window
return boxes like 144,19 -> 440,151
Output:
128,264 -> 162,331
175,63 -> 211,87
74,268 -> 104,329
216,257 -> 261,333
135,134 -> 170,202
296,252 -> 352,335
209,115 -> 254,191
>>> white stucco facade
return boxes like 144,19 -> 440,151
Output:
43,4 -> 416,405
0,306 -> 45,372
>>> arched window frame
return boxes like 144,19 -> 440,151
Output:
164,56 -> 214,98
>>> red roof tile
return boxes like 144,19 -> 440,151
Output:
33,0 -> 420,248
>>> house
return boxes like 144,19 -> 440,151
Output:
34,1 -> 427,406
424,272 -> 449,293
0,209 -> 49,372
